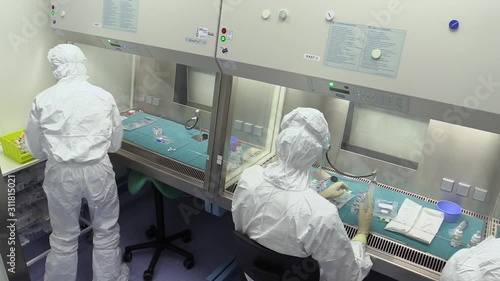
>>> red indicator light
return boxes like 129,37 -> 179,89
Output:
52,5 -> 55,9
222,28 -> 227,34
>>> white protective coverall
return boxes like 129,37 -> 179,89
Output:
232,107 -> 372,281
440,235 -> 500,281
24,44 -> 129,281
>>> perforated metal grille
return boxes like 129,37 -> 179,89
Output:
343,224 -> 447,273
121,141 -> 205,181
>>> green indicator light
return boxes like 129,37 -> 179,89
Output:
329,82 -> 334,87
51,11 -> 55,15
108,40 -> 112,42
221,35 -> 226,42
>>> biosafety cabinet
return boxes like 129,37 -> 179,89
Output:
50,0 -> 225,197
211,1 -> 500,280
45,0 -> 500,280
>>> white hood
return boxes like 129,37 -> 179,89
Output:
263,107 -> 330,191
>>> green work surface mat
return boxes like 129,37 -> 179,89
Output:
318,170 -> 484,260
122,112 -> 208,170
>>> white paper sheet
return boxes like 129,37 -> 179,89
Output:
385,198 -> 444,244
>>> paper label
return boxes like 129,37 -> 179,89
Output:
195,27 -> 209,39
304,53 -> 321,62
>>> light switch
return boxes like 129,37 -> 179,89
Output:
152,97 -> 160,106
473,187 -> 487,202
243,122 -> 253,133
456,182 -> 470,197
139,94 -> 146,102
441,178 -> 454,192
253,126 -> 263,136
145,95 -> 152,104
234,120 -> 243,131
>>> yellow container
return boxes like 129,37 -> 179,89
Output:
0,129 -> 34,164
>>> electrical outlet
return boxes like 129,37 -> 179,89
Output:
243,122 -> 253,133
456,182 -> 470,197
145,95 -> 152,104
473,187 -> 487,202
441,178 -> 454,192
152,97 -> 160,106
253,125 -> 263,136
234,120 -> 243,131
139,94 -> 146,102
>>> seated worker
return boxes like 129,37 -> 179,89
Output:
232,107 -> 373,281
440,235 -> 500,281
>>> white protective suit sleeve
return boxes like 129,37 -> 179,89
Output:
108,100 -> 123,153
303,202 -> 372,281
440,236 -> 500,281
25,100 -> 47,160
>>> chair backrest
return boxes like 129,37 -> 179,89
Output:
233,231 -> 320,281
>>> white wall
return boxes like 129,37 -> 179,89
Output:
0,0 -> 62,135
0,0 -> 134,136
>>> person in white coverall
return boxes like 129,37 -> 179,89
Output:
440,235 -> 500,281
24,44 -> 129,281
232,107 -> 373,281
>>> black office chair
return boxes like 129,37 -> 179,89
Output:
232,231 -> 320,281
122,171 -> 194,281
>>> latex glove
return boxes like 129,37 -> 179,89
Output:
353,191 -> 373,244
320,182 -> 348,199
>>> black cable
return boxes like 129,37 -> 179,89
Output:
184,117 -> 198,130
325,151 -> 376,179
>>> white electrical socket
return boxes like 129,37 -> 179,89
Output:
441,178 -> 454,192
152,97 -> 160,106
139,94 -> 146,102
243,122 -> 253,133
473,187 -> 487,202
456,182 -> 470,197
234,120 -> 243,131
145,95 -> 153,104
253,125 -> 263,136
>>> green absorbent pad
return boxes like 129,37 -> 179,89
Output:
122,112 -> 208,170
314,169 -> 485,260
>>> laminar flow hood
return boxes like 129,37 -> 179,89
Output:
215,0 -> 500,134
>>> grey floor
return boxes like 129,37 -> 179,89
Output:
24,184 -> 396,281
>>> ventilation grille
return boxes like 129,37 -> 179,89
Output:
343,224 -> 447,273
493,219 -> 500,237
121,141 -> 205,181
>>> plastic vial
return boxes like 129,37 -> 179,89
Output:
467,231 -> 482,248
457,220 -> 468,231
450,228 -> 463,248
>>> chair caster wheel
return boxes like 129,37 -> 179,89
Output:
183,258 -> 194,269
145,225 -> 157,239
143,269 -> 154,281
123,251 -> 132,263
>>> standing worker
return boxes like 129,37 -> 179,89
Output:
232,107 -> 373,281
24,44 -> 129,281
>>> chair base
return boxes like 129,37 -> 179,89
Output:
123,188 -> 194,281
123,228 -> 194,280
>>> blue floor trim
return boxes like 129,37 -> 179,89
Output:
207,256 -> 236,281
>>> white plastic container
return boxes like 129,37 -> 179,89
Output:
467,231 -> 482,248
450,228 -> 463,248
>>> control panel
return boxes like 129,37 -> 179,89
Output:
307,77 -> 409,113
